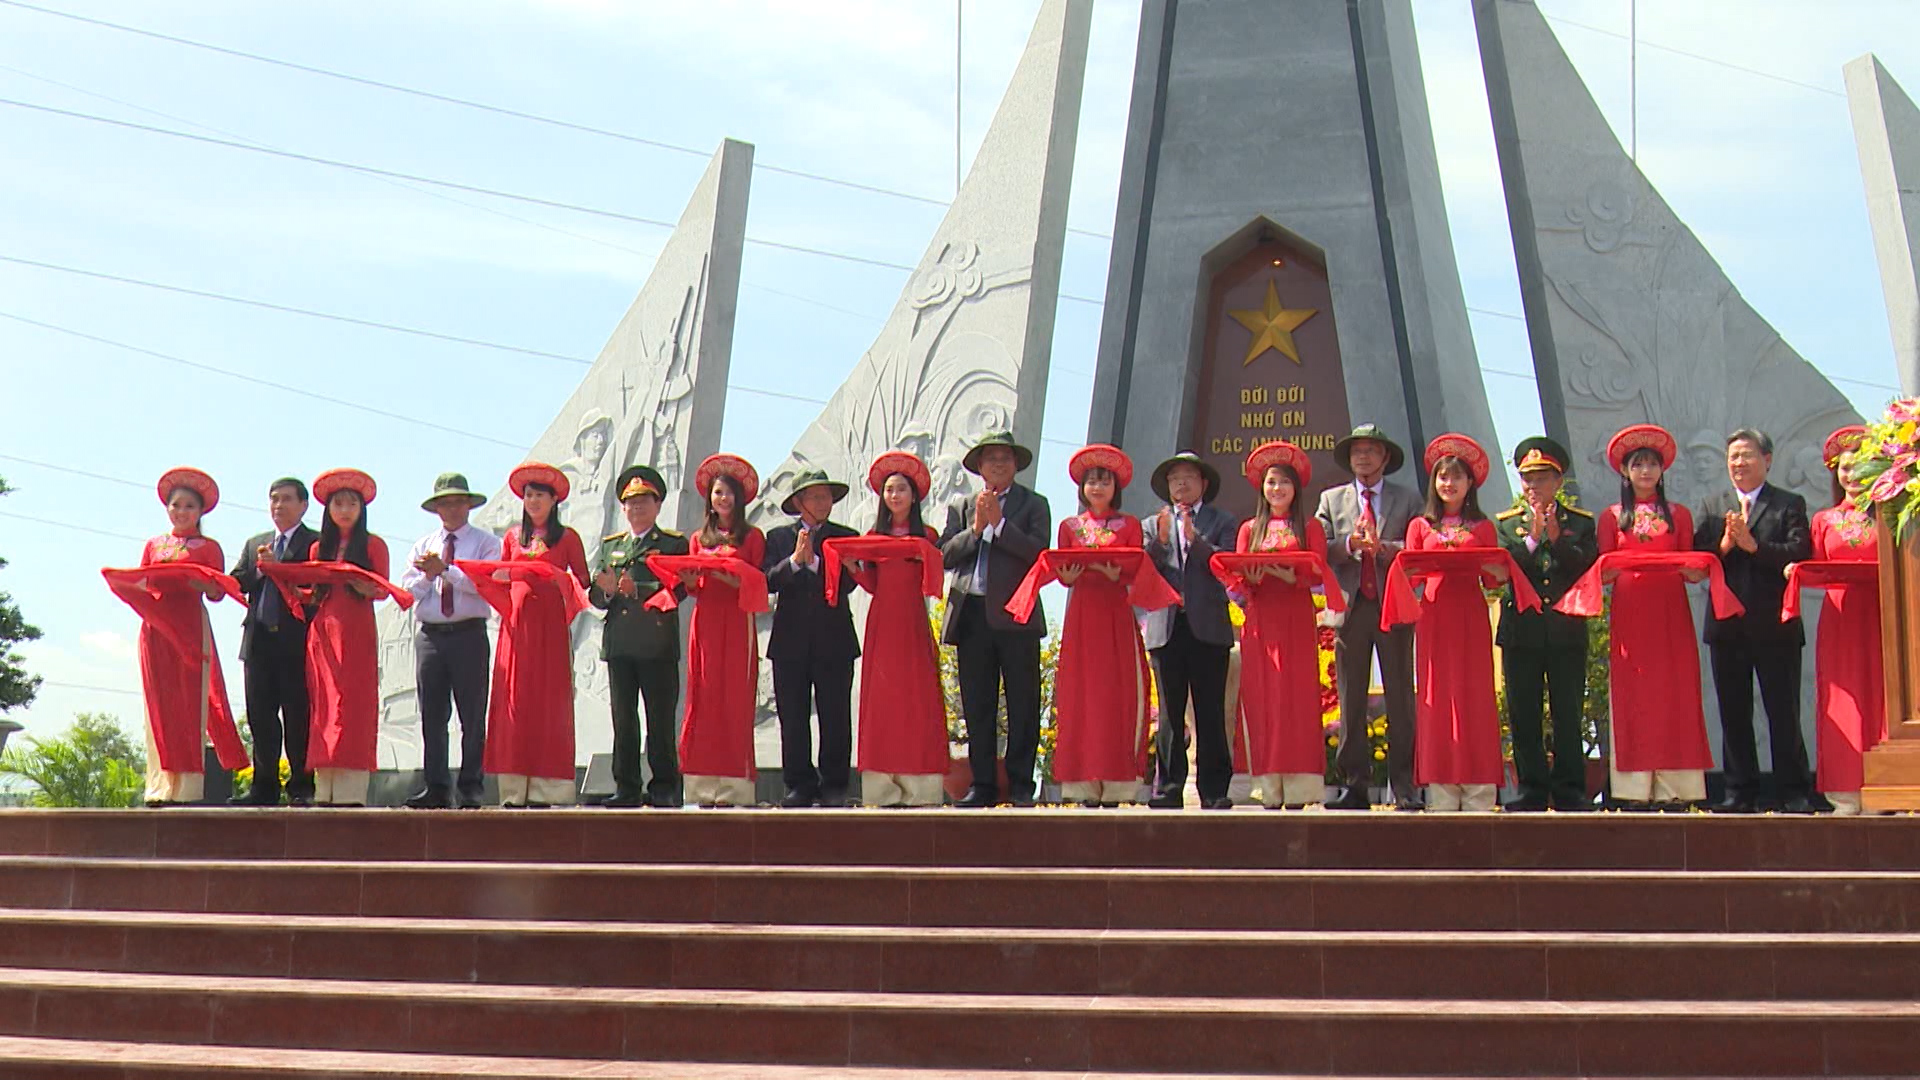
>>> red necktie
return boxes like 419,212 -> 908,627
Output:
1359,489 -> 1379,600
440,533 -> 457,617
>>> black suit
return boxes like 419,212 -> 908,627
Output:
939,484 -> 1051,799
764,520 -> 861,800
231,523 -> 320,800
1693,484 -> 1814,803
1142,503 -> 1239,804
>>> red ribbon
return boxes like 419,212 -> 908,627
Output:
1782,560 -> 1877,621
1004,548 -> 1181,625
1554,550 -> 1745,621
821,535 -> 942,606
1380,547 -> 1540,629
101,564 -> 244,662
641,553 -> 769,614
1207,551 -> 1346,614
454,559 -> 590,624
258,560 -> 415,621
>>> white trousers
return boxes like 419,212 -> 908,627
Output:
496,774 -> 577,806
861,772 -> 946,807
1427,783 -> 1497,812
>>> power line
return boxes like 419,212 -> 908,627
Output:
0,0 -> 1115,241
0,308 -> 528,451
0,508 -> 144,543
0,96 -> 927,274
41,680 -> 142,697
1543,13 -> 1845,99
0,254 -> 593,365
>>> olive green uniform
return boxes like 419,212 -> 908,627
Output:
1495,502 -> 1598,807
591,526 -> 689,806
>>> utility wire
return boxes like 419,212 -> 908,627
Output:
0,0 -> 1114,240
0,254 -> 593,365
39,680 -> 142,697
0,308 -> 528,450
0,508 -> 145,543
0,96 -> 927,273
1544,13 -> 1845,99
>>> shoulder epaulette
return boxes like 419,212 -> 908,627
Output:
656,526 -> 683,537
1494,507 -> 1524,520
602,531 -> 627,543
1565,505 -> 1594,519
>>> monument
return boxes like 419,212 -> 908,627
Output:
1475,0 -> 1860,507
1847,53 -> 1920,398
374,139 -> 751,767
747,0 -> 1089,533
1087,0 -> 1508,520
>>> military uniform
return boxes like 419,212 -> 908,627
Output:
1495,438 -> 1599,811
590,468 -> 690,808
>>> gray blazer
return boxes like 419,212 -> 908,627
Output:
1313,479 -> 1421,628
1140,503 -> 1239,649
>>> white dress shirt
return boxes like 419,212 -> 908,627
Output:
402,523 -> 503,624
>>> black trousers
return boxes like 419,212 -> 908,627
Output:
1503,644 -> 1588,803
953,594 -> 1041,798
1149,612 -> 1232,803
773,653 -> 855,797
243,630 -> 311,799
607,654 -> 681,805
1333,595 -> 1417,801
416,620 -> 489,799
1711,638 -> 1811,802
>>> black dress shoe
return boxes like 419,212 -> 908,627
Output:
1394,798 -> 1425,812
819,790 -> 849,808
287,796 -> 313,808
603,792 -> 645,809
1550,796 -> 1595,813
1712,797 -> 1758,815
1009,791 -> 1037,808
781,788 -> 821,809
229,791 -> 279,807
1146,793 -> 1184,809
404,787 -> 453,810
1502,793 -> 1550,813
1778,796 -> 1818,815
1324,787 -> 1370,811
1202,796 -> 1233,811
953,786 -> 998,808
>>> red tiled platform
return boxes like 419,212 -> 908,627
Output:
0,809 -> 1914,1077
3,807 -> 1914,871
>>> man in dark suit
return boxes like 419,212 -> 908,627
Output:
1142,452 -> 1240,810
1494,437 -> 1598,812
1315,423 -> 1423,810
229,476 -> 320,806
764,469 -> 861,808
589,466 -> 688,809
939,431 -> 1052,807
1693,428 -> 1816,813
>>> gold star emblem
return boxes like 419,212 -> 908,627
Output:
1229,281 -> 1317,366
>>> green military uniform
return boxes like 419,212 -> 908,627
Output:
591,466 -> 690,807
1495,437 -> 1599,811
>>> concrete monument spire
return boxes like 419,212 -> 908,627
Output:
1847,54 -> 1920,398
375,139 -> 752,767
1087,0 -> 1506,513
746,0 -> 1091,534
1475,0 -> 1858,505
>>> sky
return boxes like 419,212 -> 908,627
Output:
1,0 -> 1915,745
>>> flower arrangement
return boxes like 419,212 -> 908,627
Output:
1849,397 -> 1920,540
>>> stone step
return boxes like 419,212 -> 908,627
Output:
3,808 -> 1913,873
0,967 -> 1912,1076
0,1035 -> 1578,1080
1,856 -> 1915,933
0,908 -> 1914,1002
